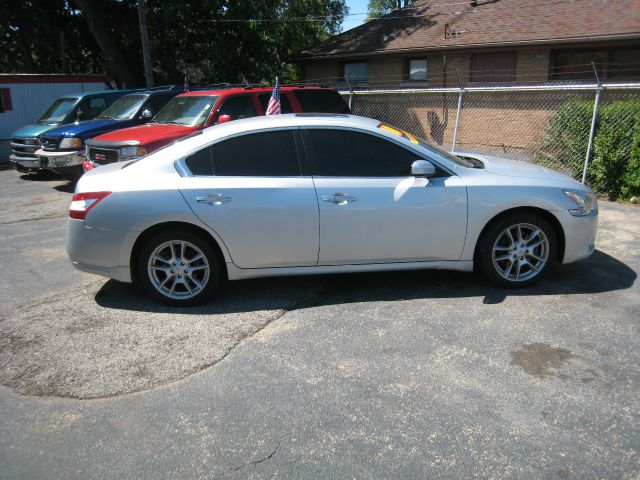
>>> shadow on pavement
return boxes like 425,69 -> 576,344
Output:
94,249 -> 636,315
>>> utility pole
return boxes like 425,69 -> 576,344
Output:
137,0 -> 154,87
59,31 -> 66,73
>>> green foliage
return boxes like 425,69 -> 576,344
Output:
0,0 -> 348,86
366,0 -> 411,21
591,100 -> 640,199
537,98 -> 593,178
540,98 -> 640,199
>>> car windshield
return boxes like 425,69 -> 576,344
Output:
36,98 -> 78,124
98,94 -> 147,120
151,96 -> 217,126
377,123 -> 475,168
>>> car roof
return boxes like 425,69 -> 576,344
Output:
177,85 -> 336,98
164,114 -> 379,159
59,89 -> 142,100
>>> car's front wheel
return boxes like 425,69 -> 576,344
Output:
137,230 -> 221,305
476,213 -> 557,287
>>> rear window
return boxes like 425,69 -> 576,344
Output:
294,90 -> 350,114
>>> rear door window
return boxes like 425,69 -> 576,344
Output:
185,130 -> 300,176
258,93 -> 294,114
294,90 -> 350,113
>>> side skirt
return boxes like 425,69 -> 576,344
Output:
226,260 -> 474,281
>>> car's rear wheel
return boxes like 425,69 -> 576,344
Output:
137,230 -> 221,305
476,213 -> 557,287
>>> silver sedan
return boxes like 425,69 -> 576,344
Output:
66,114 -> 598,305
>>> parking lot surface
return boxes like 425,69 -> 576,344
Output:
0,170 -> 638,478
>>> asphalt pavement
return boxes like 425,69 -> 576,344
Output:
0,169 -> 638,479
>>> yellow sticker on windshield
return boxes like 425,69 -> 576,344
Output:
378,123 -> 419,144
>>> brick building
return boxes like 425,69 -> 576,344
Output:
297,0 -> 640,89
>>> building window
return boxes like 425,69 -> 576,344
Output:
609,48 -> 640,80
343,62 -> 368,87
470,51 -> 517,84
408,59 -> 428,81
550,49 -> 608,81
0,88 -> 12,113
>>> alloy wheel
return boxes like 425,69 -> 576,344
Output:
492,223 -> 549,282
147,240 -> 210,300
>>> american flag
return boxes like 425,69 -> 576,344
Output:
266,77 -> 281,115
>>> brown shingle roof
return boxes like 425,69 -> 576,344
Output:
299,0 -> 640,58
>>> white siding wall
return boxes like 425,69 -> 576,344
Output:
0,81 -> 106,139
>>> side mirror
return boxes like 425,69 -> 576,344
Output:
217,114 -> 232,124
140,109 -> 153,121
411,160 -> 436,177
75,110 -> 86,121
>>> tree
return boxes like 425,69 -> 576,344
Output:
367,0 -> 412,21
0,0 -> 348,86
70,0 -> 137,87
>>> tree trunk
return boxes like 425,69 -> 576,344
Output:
70,0 -> 137,87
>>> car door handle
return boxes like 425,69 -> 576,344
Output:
322,194 -> 356,206
196,193 -> 231,205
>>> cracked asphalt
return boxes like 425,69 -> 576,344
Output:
0,170 -> 639,479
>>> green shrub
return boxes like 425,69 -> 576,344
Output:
536,98 -> 593,179
591,100 -> 640,199
540,97 -> 640,199
620,128 -> 640,198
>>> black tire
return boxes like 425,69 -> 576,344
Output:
475,212 -> 557,288
136,229 -> 222,306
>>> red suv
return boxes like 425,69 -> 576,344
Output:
85,85 -> 349,169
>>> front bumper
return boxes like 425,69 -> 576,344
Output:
555,208 -> 598,264
66,219 -> 139,283
9,154 -> 41,169
35,148 -> 85,169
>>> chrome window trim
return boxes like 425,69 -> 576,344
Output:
175,126 -> 303,178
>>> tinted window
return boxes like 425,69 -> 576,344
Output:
83,97 -> 107,118
211,130 -> 299,176
258,93 -> 294,114
144,94 -> 175,116
301,129 -> 419,177
217,95 -> 257,122
294,90 -> 350,114
185,147 -> 213,176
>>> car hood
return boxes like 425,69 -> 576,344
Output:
455,152 -> 579,182
42,118 -> 135,138
89,123 -> 198,146
11,123 -> 58,139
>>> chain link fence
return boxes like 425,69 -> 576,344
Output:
341,84 -> 640,196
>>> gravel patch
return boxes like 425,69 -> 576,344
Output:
0,277 -> 320,398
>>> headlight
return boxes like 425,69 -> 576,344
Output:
23,138 -> 39,146
60,137 -> 83,149
119,146 -> 147,159
563,190 -> 597,216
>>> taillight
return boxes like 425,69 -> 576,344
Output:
82,160 -> 95,172
69,191 -> 111,220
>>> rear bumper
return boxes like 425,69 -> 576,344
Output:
66,219 -> 138,283
555,208 -> 598,264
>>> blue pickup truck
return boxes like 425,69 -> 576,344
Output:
10,89 -> 141,174
35,86 -> 181,178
